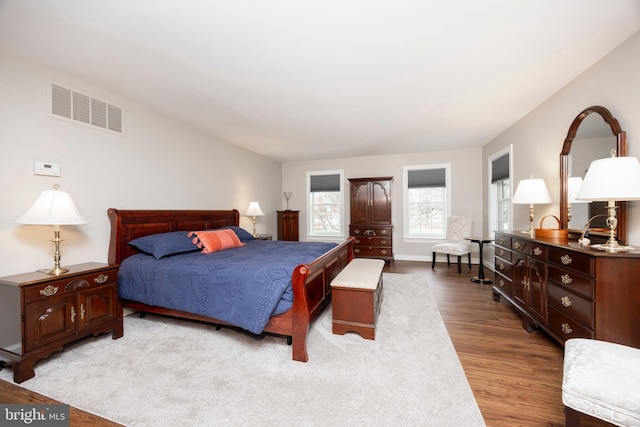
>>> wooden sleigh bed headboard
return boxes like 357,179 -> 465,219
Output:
106,208 -> 354,362
107,208 -> 240,265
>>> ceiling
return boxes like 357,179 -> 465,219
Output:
1,1 -> 639,162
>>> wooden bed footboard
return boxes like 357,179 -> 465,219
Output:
107,208 -> 354,362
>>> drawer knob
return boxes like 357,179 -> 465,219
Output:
514,242 -> 521,249
534,247 -> 542,256
561,274 -> 572,285
364,230 -> 377,236
499,279 -> 505,287
561,296 -> 572,307
381,240 -> 388,244
561,254 -> 572,265
561,323 -> 573,334
499,263 -> 505,271
381,229 -> 388,235
354,248 -> 361,253
499,249 -> 505,256
380,250 -> 388,254
95,274 -> 109,284
39,285 -> 59,297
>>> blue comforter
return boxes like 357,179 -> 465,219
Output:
118,239 -> 338,334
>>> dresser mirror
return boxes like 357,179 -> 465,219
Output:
559,106 -> 628,244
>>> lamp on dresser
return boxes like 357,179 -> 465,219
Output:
575,152 -> 640,252
16,184 -> 88,276
512,177 -> 552,235
244,201 -> 265,238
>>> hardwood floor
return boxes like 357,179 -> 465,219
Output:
0,261 -> 605,426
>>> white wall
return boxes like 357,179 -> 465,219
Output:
483,31 -> 640,245
283,147 -> 483,261
0,52 -> 282,276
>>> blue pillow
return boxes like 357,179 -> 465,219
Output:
219,226 -> 254,242
128,231 -> 198,259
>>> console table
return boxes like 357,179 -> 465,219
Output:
493,231 -> 640,348
465,236 -> 493,284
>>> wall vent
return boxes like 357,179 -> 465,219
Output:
51,83 -> 123,134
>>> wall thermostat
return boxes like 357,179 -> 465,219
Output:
34,161 -> 61,177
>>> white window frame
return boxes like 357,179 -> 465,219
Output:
488,145 -> 513,239
306,170 -> 345,239
403,163 -> 451,240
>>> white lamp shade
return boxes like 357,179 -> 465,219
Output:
567,177 -> 588,204
512,178 -> 552,204
576,156 -> 640,202
16,186 -> 88,225
244,202 -> 265,217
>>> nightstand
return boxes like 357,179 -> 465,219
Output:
255,234 -> 272,240
0,262 -> 123,383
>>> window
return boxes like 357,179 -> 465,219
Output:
307,171 -> 344,237
403,164 -> 451,238
488,148 -> 512,237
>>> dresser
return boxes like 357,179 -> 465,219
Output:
277,210 -> 299,241
348,177 -> 393,262
0,263 -> 123,383
493,231 -> 640,348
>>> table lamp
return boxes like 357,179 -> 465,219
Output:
16,184 -> 88,275
244,201 -> 264,238
512,177 -> 552,235
575,152 -> 640,252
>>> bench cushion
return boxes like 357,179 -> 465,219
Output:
331,259 -> 384,289
562,338 -> 640,426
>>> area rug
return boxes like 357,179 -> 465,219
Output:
0,273 -> 485,427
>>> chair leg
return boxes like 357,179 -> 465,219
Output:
446,254 -> 451,266
457,256 -> 462,274
432,252 -> 436,269
467,253 -> 472,270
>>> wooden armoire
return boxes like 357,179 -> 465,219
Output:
348,177 -> 393,262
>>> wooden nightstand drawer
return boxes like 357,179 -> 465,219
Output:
23,268 -> 117,303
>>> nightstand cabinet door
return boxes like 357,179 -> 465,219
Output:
24,294 -> 76,352
78,283 -> 119,332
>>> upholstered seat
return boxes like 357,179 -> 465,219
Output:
562,338 -> 640,427
431,216 -> 472,274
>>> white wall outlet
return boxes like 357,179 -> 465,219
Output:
34,161 -> 61,177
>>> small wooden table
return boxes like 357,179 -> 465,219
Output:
465,237 -> 493,284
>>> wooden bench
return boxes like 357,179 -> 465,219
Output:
330,258 -> 384,340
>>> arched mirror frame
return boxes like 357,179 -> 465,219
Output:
560,105 -> 628,244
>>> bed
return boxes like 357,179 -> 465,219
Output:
107,208 -> 354,362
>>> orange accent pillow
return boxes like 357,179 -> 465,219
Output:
187,229 -> 245,254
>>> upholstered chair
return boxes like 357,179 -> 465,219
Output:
431,216 -> 472,274
562,338 -> 640,426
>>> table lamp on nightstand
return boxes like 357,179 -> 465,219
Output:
244,201 -> 265,238
16,184 -> 88,276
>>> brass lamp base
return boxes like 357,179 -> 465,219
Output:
45,266 -> 70,276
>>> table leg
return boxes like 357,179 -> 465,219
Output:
471,241 -> 493,284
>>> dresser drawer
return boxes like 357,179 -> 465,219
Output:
353,246 -> 392,258
353,236 -> 392,248
548,306 -> 594,342
548,247 -> 593,276
350,225 -> 392,238
23,268 -> 117,303
495,246 -> 511,262
494,256 -> 513,278
512,239 -> 546,260
494,233 -> 511,248
547,266 -> 593,299
548,283 -> 593,328
494,271 -> 513,296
